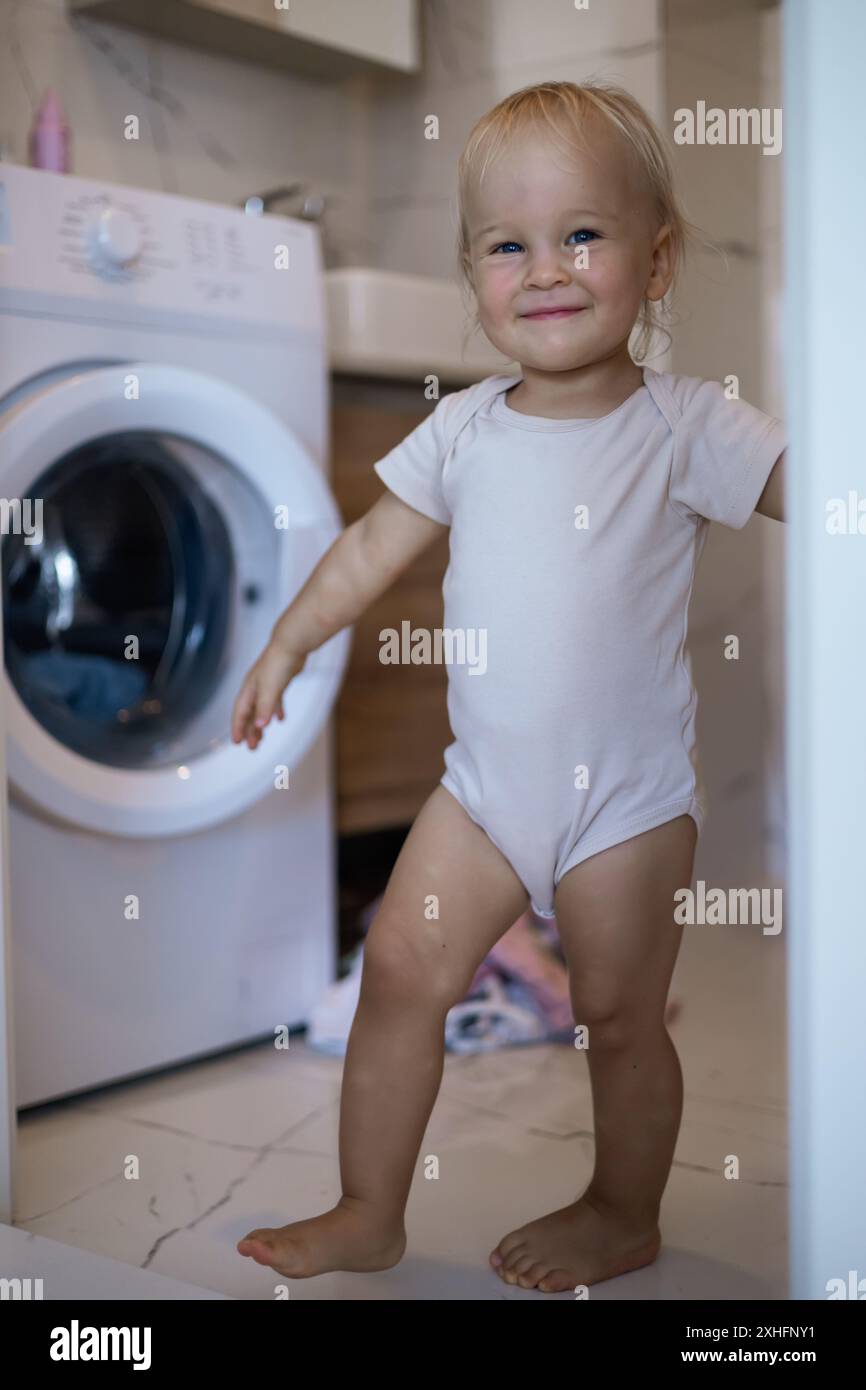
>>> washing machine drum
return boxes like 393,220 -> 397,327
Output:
4,433 -> 234,768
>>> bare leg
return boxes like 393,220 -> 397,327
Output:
491,813 -> 697,1291
238,784 -> 529,1277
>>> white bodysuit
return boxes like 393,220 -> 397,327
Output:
373,367 -> 785,917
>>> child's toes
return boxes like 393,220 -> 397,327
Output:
492,1233 -> 525,1271
490,1239 -> 520,1271
497,1255 -> 523,1282
497,1262 -> 525,1289
237,1230 -> 275,1262
538,1267 -> 574,1294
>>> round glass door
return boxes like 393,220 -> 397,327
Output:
3,431 -> 237,769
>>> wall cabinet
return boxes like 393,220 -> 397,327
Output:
69,1 -> 420,79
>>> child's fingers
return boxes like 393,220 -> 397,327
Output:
231,682 -> 256,743
234,677 -> 270,745
233,657 -> 293,748
254,679 -> 285,731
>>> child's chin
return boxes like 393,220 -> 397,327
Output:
526,347 -> 594,372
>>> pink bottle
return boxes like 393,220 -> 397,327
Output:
29,89 -> 71,173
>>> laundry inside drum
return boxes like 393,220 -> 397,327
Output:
3,430 -> 236,770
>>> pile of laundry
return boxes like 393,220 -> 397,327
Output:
308,897 -> 576,1056
308,894 -> 685,1057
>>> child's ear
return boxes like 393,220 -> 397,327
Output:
646,222 -> 675,303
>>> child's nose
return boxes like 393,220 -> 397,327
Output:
523,249 -> 573,288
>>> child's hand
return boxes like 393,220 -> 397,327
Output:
231,642 -> 306,750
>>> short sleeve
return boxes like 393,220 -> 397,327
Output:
373,393 -> 455,526
668,380 -> 786,529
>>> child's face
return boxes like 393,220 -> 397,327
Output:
465,122 -> 672,373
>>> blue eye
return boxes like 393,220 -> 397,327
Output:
490,230 -> 599,254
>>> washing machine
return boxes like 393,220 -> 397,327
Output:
0,163 -> 351,1108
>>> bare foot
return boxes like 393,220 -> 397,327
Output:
489,1194 -> 661,1292
237,1199 -> 406,1279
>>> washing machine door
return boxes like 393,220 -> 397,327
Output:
0,363 -> 350,836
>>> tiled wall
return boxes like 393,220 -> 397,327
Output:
665,0 -> 782,888
0,0 -> 369,265
364,0 -> 663,279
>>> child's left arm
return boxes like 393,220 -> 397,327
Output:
754,450 -> 786,522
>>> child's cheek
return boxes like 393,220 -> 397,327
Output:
578,251 -> 635,308
477,264 -> 516,324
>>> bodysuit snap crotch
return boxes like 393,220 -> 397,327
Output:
440,763 -> 703,919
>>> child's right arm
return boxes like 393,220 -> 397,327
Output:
231,490 -> 445,750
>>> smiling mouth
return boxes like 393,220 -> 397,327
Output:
521,308 -> 586,320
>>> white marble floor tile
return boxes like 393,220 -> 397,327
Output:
0,1225 -> 228,1300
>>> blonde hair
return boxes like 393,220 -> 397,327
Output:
456,79 -> 704,362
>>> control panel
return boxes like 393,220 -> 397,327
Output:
0,163 -> 323,332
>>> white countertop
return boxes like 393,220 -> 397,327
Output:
325,267 -> 516,385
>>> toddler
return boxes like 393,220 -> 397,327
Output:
231,81 -> 785,1293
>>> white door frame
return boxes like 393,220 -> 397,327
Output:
784,0 -> 866,1300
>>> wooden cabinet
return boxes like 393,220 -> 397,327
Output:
330,376 -> 456,834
